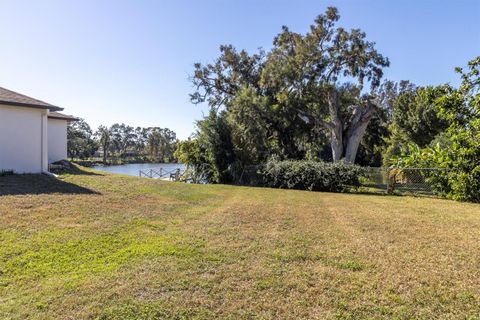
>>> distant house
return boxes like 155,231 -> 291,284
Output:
0,87 -> 78,173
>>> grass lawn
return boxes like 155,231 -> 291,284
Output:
1,167 -> 479,319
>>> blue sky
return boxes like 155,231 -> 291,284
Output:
0,0 -> 478,139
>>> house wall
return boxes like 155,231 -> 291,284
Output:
48,118 -> 68,163
0,104 -> 45,173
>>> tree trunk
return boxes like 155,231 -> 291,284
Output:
344,101 -> 376,163
103,145 -> 108,164
330,126 -> 343,161
327,88 -> 344,162
298,90 -> 376,164
344,122 -> 370,163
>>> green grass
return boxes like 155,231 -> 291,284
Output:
1,167 -> 480,319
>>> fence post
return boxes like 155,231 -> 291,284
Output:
386,167 -> 394,194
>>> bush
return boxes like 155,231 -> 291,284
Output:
261,159 -> 366,192
393,144 -> 480,202
450,166 -> 480,203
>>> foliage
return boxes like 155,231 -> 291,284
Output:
393,86 -> 450,147
88,124 -> 177,164
190,7 -> 390,169
146,127 -> 177,162
174,138 -> 210,183
110,124 -> 136,157
196,111 -> 237,183
394,56 -> 480,202
67,119 -> 97,159
383,85 -> 451,164
185,10 -> 476,198
392,145 -> 452,196
94,125 -> 112,164
355,108 -> 389,167
261,159 -> 366,192
68,120 -> 178,164
226,87 -> 271,165
174,111 -> 236,183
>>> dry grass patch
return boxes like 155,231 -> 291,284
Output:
0,168 -> 479,319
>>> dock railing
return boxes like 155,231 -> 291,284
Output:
139,168 -> 184,181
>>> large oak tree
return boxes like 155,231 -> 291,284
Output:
191,7 -> 389,163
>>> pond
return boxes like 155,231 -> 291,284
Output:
92,163 -> 185,177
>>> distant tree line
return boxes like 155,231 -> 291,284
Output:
175,7 -> 479,202
67,122 -> 177,164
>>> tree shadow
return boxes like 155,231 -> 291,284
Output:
0,174 -> 100,196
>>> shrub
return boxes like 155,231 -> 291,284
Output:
261,159 -> 366,192
450,166 -> 480,203
393,143 -> 480,202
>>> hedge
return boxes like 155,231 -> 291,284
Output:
260,159 -> 366,192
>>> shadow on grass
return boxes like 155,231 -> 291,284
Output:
0,174 -> 100,196
233,183 -> 424,199
51,164 -> 104,176
348,187 -> 442,199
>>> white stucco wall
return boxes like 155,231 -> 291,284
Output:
0,104 -> 45,173
48,118 -> 68,163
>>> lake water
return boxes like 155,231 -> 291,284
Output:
92,163 -> 185,177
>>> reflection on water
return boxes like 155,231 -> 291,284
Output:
92,163 -> 185,177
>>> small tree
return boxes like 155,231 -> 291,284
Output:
67,119 -> 96,160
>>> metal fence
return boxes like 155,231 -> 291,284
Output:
362,167 -> 449,196
173,164 -> 449,197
